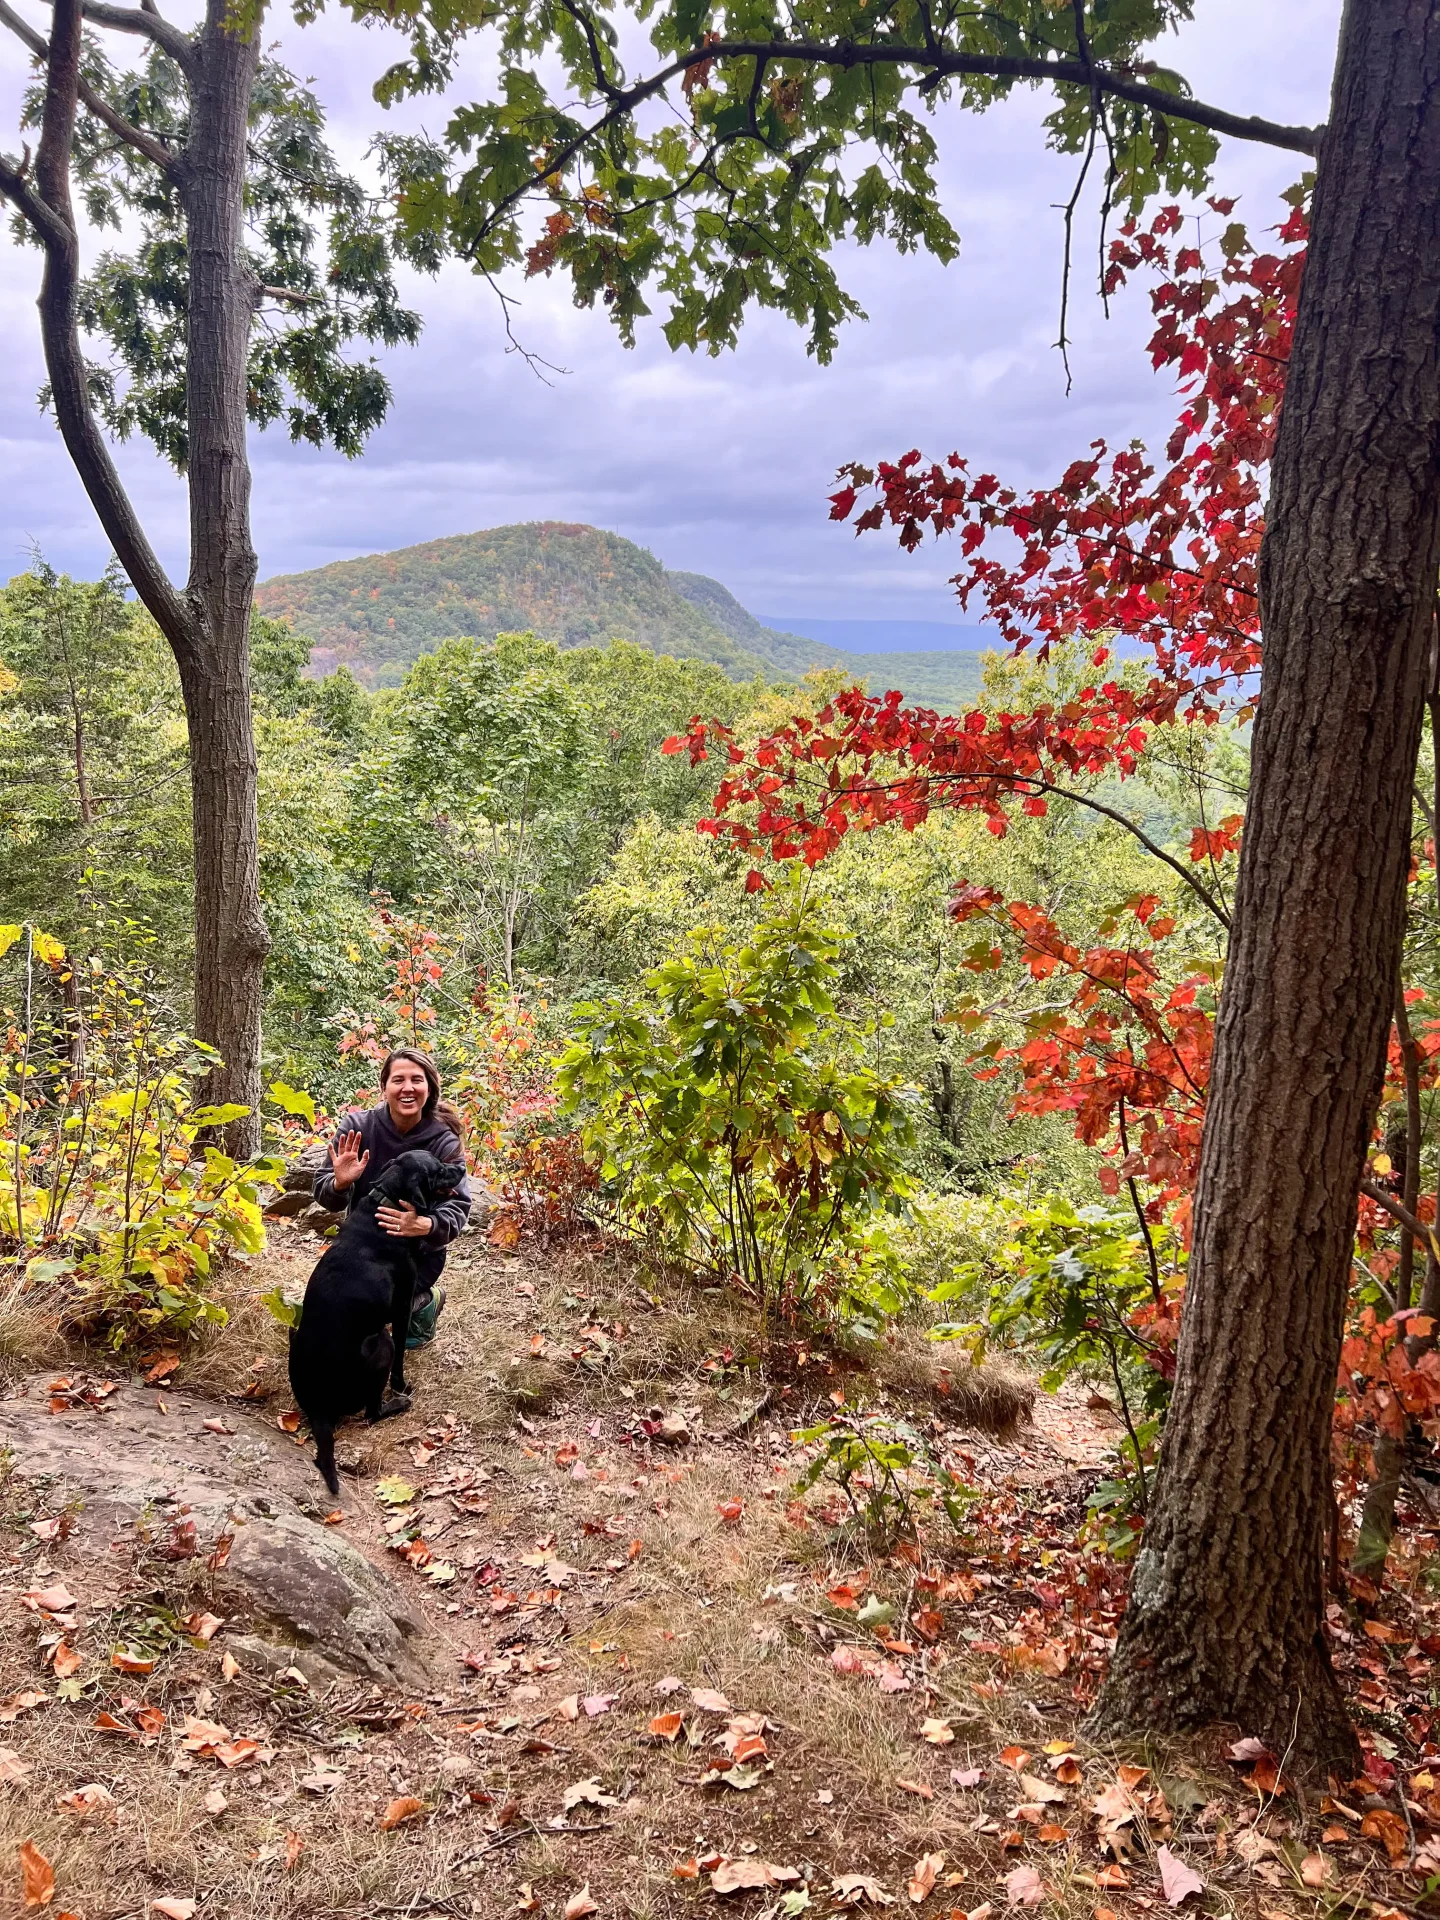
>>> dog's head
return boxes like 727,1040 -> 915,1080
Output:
373,1149 -> 466,1213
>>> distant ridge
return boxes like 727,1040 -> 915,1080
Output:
759,616 -> 992,654
255,521 -> 984,710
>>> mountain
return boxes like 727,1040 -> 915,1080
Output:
255,521 -> 985,708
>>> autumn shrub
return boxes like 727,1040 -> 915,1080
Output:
555,890 -> 919,1326
0,924 -> 282,1347
938,1194 -> 1181,1531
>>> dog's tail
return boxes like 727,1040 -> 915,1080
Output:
310,1415 -> 340,1497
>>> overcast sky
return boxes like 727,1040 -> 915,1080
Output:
0,0 -> 1340,623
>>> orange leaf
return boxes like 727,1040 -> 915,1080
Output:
51,1645 -> 81,1680
18,1841 -> 54,1908
648,1711 -> 685,1741
380,1796 -> 425,1830
564,1888 -> 598,1919
284,1832 -> 304,1871
673,1859 -> 700,1881
716,1498 -> 743,1526
110,1649 -> 155,1675
997,1747 -> 1032,1772
278,1409 -> 301,1434
897,1778 -> 935,1799
1361,1809 -> 1408,1865
151,1902 -> 197,1920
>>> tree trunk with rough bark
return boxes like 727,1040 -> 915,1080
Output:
178,0 -> 268,1153
1090,0 -> 1440,1771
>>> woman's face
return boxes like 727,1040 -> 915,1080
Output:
383,1059 -> 430,1131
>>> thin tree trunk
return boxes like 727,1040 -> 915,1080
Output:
6,0 -> 269,1157
1091,0 -> 1440,1771
177,0 -> 268,1153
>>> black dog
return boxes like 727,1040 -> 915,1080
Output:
289,1148 -> 466,1495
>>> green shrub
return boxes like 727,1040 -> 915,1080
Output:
1,924 -> 282,1347
556,890 -> 919,1326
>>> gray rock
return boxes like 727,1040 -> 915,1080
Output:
0,1379 -> 431,1692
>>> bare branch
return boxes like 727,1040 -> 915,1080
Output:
77,0 -> 195,74
256,282 -> 319,306
0,0 -> 179,170
1361,1177 -> 1440,1256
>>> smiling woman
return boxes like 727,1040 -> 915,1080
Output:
310,1047 -> 473,1347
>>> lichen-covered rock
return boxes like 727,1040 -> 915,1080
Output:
0,1378 -> 428,1690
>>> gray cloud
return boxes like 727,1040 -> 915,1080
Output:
1,0 -> 1339,618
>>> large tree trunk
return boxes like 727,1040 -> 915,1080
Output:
1090,0 -> 1440,1771
178,0 -> 268,1156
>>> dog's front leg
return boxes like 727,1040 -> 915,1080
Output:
388,1260 -> 416,1398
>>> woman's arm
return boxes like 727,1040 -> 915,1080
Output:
311,1111 -> 369,1213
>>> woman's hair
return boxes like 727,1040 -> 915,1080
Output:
379,1047 -> 466,1147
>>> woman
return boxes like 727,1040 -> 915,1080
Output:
310,1047 -> 472,1347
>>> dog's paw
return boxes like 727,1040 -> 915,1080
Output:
322,1467 -> 341,1496
368,1393 -> 412,1424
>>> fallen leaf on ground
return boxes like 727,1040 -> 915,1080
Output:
0,1695 -> 44,1724
110,1649 -> 155,1674
690,1688 -> 730,1713
833,1874 -> 895,1907
919,1719 -> 954,1745
184,1612 -> 224,1642
299,1769 -> 344,1794
716,1498 -> 743,1526
1361,1808 -> 1408,1865
1299,1854 -> 1331,1888
0,1749 -> 29,1785
284,1832 -> 304,1871
1004,1866 -> 1045,1908
563,1777 -> 619,1811
56,1784 -> 113,1816
51,1646 -> 81,1680
380,1796 -> 425,1830
1017,1774 -> 1064,1805
648,1711 -> 685,1741
18,1840 -> 54,1907
654,1675 -> 684,1695
555,1694 -> 580,1721
712,1860 -> 800,1894
907,1853 -> 944,1903
1156,1846 -> 1204,1906
896,1778 -> 934,1799
950,1768 -> 984,1788
582,1693 -> 616,1717
151,1902 -> 197,1920
220,1651 -> 239,1682
563,1888 -> 598,1918
997,1747 -> 1032,1772
202,1417 -> 234,1435
203,1788 -> 227,1815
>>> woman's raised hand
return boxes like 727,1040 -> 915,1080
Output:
329,1129 -> 370,1190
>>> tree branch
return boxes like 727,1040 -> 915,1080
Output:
1361,1177 -> 1440,1256
467,36 -> 1319,255
9,0 -> 191,653
0,0 -> 179,171
76,0 -> 195,74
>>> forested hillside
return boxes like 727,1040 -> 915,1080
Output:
255,521 -> 983,707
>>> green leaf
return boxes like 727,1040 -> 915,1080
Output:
267,1080 -> 318,1126
376,1475 -> 416,1506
